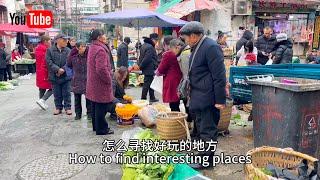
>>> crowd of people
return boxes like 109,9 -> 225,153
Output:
215,26 -> 296,67
2,20 -> 320,170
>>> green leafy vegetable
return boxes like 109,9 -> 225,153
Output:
259,168 -> 273,176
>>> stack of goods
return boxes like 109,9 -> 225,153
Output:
138,103 -> 171,128
128,64 -> 140,72
115,104 -> 139,125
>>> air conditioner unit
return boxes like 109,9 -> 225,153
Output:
233,0 -> 252,15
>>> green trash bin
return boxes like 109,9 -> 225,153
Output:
247,75 -> 320,159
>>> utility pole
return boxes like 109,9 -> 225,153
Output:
64,0 -> 67,34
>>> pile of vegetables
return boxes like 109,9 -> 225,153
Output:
231,114 -> 247,127
129,73 -> 138,87
122,129 -> 175,180
152,103 -> 171,113
0,82 -> 13,91
14,58 -> 35,64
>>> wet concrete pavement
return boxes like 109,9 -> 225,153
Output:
0,75 -> 253,180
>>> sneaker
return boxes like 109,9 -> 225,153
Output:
149,98 -> 159,103
74,115 -> 81,120
53,109 -> 62,115
36,99 -> 47,110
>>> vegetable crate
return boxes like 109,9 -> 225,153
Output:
245,146 -> 318,180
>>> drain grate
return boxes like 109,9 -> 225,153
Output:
17,154 -> 87,180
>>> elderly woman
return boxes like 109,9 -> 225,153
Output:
86,29 -> 115,135
67,41 -> 92,120
156,39 -> 183,111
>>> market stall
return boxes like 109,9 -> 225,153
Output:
13,58 -> 36,75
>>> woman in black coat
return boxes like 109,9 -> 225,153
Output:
273,33 -> 293,64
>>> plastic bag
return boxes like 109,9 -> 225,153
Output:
266,58 -> 273,65
121,127 -> 143,145
138,106 -> 158,128
150,75 -> 163,94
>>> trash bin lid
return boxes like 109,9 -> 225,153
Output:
247,76 -> 320,92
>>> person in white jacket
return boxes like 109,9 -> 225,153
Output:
236,40 -> 258,66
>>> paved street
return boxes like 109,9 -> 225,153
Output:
0,75 -> 253,180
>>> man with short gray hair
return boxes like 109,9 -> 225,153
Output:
180,21 -> 227,169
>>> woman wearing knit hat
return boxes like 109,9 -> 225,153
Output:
273,33 -> 293,64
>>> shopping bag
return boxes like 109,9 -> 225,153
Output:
150,76 -> 163,94
265,58 -> 273,65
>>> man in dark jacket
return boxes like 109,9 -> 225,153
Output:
273,33 -> 293,64
46,34 -> 72,115
138,33 -> 159,102
117,37 -> 131,68
180,21 -> 226,169
0,42 -> 8,81
255,27 -> 277,65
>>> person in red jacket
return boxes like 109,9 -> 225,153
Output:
156,39 -> 183,111
11,48 -> 21,62
87,29 -> 120,135
35,35 -> 53,110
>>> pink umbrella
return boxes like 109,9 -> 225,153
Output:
164,0 -> 224,19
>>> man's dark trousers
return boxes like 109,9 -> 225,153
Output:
194,106 -> 220,156
52,81 -> 71,110
141,75 -> 155,100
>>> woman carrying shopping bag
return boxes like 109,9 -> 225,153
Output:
156,39 -> 183,111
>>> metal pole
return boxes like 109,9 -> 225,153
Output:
138,20 -> 140,42
75,0 -> 78,39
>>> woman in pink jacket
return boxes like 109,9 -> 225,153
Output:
86,29 -> 116,135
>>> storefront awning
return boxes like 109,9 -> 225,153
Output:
0,0 -> 6,7
156,0 -> 183,14
164,0 -> 224,19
